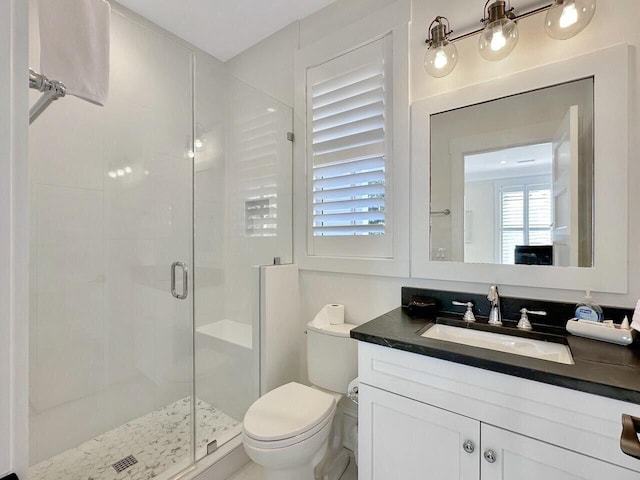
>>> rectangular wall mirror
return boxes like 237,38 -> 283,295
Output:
430,77 -> 594,268
411,45 -> 628,293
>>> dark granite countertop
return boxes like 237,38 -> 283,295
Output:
351,306 -> 640,405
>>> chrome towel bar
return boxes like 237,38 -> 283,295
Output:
430,209 -> 451,216
29,68 -> 67,124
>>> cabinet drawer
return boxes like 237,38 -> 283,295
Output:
358,341 -> 640,472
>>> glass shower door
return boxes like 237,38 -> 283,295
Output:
101,10 -> 197,478
193,74 -> 293,461
28,7 -> 196,480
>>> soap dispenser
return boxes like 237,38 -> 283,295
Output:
575,290 -> 604,322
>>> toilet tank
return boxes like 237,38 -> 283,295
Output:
307,322 -> 358,394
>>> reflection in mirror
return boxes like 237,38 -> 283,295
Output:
430,77 -> 593,267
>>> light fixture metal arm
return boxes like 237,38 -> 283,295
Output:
450,2 -> 554,44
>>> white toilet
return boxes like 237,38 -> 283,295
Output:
242,316 -> 358,480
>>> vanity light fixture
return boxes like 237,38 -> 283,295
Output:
545,0 -> 596,40
479,0 -> 519,61
424,16 -> 458,78
425,0 -> 597,77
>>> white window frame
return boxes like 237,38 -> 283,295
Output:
293,0 -> 410,276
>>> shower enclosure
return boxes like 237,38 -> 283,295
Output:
28,4 -> 292,480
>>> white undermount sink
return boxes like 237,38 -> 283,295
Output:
421,324 -> 574,365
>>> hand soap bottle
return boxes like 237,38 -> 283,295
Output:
575,290 -> 604,322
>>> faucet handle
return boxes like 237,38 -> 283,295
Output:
453,301 -> 476,323
518,308 -> 547,330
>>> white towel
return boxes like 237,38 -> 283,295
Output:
39,0 -> 110,106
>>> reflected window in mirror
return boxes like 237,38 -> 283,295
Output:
464,144 -> 553,265
430,77 -> 593,267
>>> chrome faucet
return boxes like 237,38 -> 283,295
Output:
487,285 -> 502,326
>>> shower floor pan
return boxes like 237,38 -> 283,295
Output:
29,397 -> 240,480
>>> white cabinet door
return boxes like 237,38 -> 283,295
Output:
481,424 -> 637,480
359,383 -> 480,480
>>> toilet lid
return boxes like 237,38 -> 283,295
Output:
243,382 -> 336,442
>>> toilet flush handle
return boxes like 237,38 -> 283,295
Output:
347,380 -> 359,404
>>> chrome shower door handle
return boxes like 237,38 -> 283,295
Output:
171,261 -> 188,300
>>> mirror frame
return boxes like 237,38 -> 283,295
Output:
411,44 -> 629,294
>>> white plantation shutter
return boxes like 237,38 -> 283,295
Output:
499,182 -> 552,264
306,36 -> 393,257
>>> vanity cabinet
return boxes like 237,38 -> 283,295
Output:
357,342 -> 640,479
360,384 -> 636,479
359,383 -> 479,479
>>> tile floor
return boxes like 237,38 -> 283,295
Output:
29,397 -> 240,480
228,456 -> 358,480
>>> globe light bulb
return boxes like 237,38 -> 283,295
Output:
424,42 -> 458,78
478,2 -> 519,61
559,3 -> 578,28
490,29 -> 507,51
478,17 -> 518,61
545,0 -> 596,40
424,17 -> 458,78
434,49 -> 448,69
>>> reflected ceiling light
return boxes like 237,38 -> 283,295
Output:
108,171 -> 117,178
116,169 -> 125,176
194,138 -> 203,149
124,166 -> 132,173
479,0 -> 519,61
545,0 -> 596,39
424,16 -> 458,78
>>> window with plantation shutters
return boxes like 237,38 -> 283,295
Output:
499,182 -> 552,264
306,36 -> 393,258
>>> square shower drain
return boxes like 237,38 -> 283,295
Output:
112,455 -> 138,473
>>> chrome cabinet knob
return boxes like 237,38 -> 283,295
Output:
463,440 -> 475,453
484,449 -> 497,463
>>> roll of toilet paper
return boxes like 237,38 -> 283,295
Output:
326,303 -> 345,325
311,303 -> 345,328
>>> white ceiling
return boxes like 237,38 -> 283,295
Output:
116,0 -> 338,61
465,143 -> 553,182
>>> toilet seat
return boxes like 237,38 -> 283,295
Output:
243,382 -> 336,449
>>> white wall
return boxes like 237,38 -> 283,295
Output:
1,0 -> 29,478
225,0 -> 640,385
